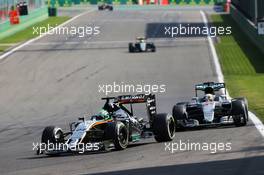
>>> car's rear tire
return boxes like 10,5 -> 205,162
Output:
153,113 -> 175,142
105,122 -> 129,150
232,99 -> 247,127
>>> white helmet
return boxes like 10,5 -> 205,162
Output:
205,94 -> 214,102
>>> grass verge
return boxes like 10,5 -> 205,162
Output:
211,14 -> 264,121
0,16 -> 70,52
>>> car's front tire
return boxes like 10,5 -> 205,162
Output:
232,99 -> 248,127
149,43 -> 156,52
236,97 -> 249,121
40,126 -> 64,154
41,126 -> 64,144
128,43 -> 134,53
105,122 -> 129,150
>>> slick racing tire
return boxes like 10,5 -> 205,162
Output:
41,126 -> 64,144
151,46 -> 156,52
109,6 -> 113,11
231,99 -> 247,127
105,122 -> 129,150
148,43 -> 156,52
236,97 -> 249,121
172,104 -> 187,130
153,113 -> 175,142
40,126 -> 64,154
128,43 -> 134,53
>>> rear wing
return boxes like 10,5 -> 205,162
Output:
136,37 -> 146,40
117,94 -> 150,104
195,82 -> 226,96
102,94 -> 156,125
117,94 -> 156,121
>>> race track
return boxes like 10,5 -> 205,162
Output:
0,7 -> 263,175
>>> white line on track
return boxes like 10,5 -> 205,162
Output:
0,9 -> 95,60
200,10 -> 264,138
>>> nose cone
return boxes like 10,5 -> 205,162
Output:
202,102 -> 215,122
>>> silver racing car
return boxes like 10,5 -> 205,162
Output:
172,82 -> 248,129
129,37 -> 156,53
98,3 -> 113,11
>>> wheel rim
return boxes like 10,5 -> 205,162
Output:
54,130 -> 63,142
118,128 -> 128,146
168,117 -> 175,138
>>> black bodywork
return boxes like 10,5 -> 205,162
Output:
98,4 -> 113,11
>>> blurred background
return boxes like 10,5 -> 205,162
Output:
0,0 -> 44,23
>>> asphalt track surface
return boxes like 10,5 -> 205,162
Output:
0,7 -> 263,175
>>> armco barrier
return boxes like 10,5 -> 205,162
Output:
232,0 -> 264,21
232,0 -> 255,21
258,0 -> 264,20
230,4 -> 264,54
0,7 -> 48,40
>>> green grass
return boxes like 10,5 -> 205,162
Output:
0,16 -> 70,51
211,14 -> 264,121
0,46 -> 9,52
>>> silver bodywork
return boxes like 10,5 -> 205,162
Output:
139,42 -> 147,51
181,95 -> 234,127
67,120 -> 97,150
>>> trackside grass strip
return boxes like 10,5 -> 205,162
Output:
0,16 -> 70,52
211,14 -> 264,121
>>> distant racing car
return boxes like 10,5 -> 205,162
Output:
98,3 -> 113,11
37,94 -> 175,155
172,82 -> 248,129
129,37 -> 156,53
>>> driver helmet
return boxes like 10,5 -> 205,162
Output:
137,37 -> 145,43
204,94 -> 214,102
97,109 -> 111,120
103,102 -> 120,112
